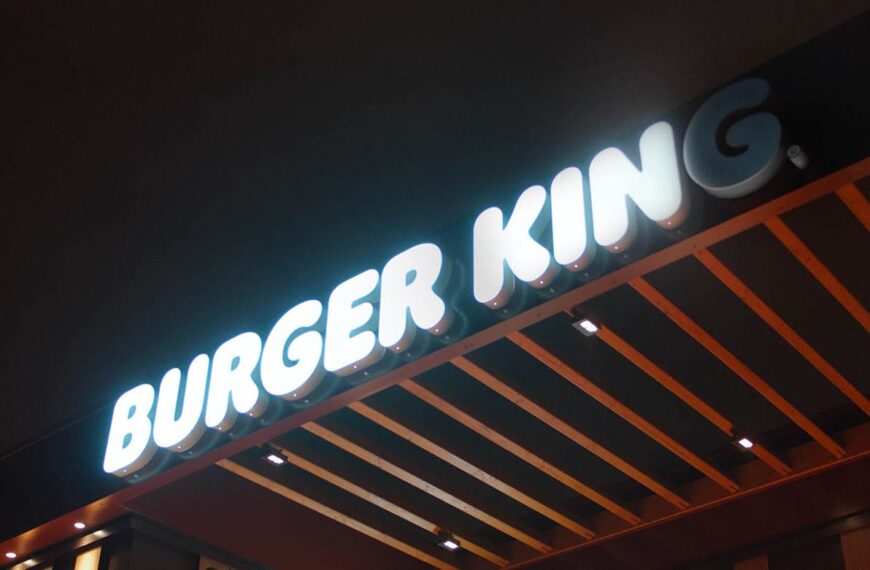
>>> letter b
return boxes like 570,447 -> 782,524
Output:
103,384 -> 157,475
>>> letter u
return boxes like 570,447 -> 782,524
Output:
153,353 -> 210,451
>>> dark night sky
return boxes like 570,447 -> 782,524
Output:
1,1 -> 866,457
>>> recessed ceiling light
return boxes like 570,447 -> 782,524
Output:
265,453 -> 285,465
737,437 -> 754,449
74,521 -> 86,530
5,552 -> 16,559
437,532 -> 460,551
572,317 -> 600,336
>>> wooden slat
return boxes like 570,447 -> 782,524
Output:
840,525 -> 870,570
302,421 -> 552,553
734,554 -> 769,570
451,355 -> 690,509
597,325 -> 792,477
630,277 -> 846,458
836,182 -> 870,232
507,331 -> 740,493
348,401 -> 596,540
217,459 -> 458,570
695,248 -> 870,418
273,445 -> 509,567
400,379 -> 642,525
765,216 -> 870,333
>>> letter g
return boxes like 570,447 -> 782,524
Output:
683,78 -> 783,199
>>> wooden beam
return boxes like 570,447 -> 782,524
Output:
765,216 -> 870,333
597,325 -> 791,477
272,445 -> 509,567
630,277 -> 846,458
836,182 -> 870,232
507,331 -> 740,493
734,554 -> 769,570
400,379 -> 641,525
695,248 -> 870,418
302,421 -> 552,553
840,525 -> 870,570
217,459 -> 458,570
451,355 -> 690,510
348,401 -> 596,540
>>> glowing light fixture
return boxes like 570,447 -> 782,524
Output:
265,453 -> 286,466
74,546 -> 101,570
731,430 -> 756,451
437,532 -> 460,551
74,521 -> 86,530
572,317 -> 600,336
5,552 -> 16,559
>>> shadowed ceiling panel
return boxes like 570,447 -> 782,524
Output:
317,408 -> 552,542
779,189 -> 870,309
274,427 -> 512,551
413,364 -> 648,499
710,225 -> 869,397
364,387 -> 602,519
530,457 -> 870,570
126,465 -> 433,569
465,340 -> 694,492
644,256 -> 854,422
582,285 -> 791,444
521,312 -> 734,467
230,451 -> 461,567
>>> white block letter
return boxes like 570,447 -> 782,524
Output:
324,269 -> 384,375
153,354 -> 209,451
473,185 -> 556,307
379,243 -> 452,352
103,384 -> 157,475
589,121 -> 686,252
551,167 -> 595,270
261,300 -> 325,399
205,332 -> 266,431
683,78 -> 783,199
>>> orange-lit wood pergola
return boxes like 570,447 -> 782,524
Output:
3,163 -> 868,570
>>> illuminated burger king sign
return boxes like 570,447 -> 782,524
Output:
104,78 -> 787,477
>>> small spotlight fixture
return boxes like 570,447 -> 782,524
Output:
74,521 -> 86,530
437,532 -> 460,552
5,552 -> 16,559
572,317 -> 600,337
732,431 -> 755,450
265,453 -> 286,466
